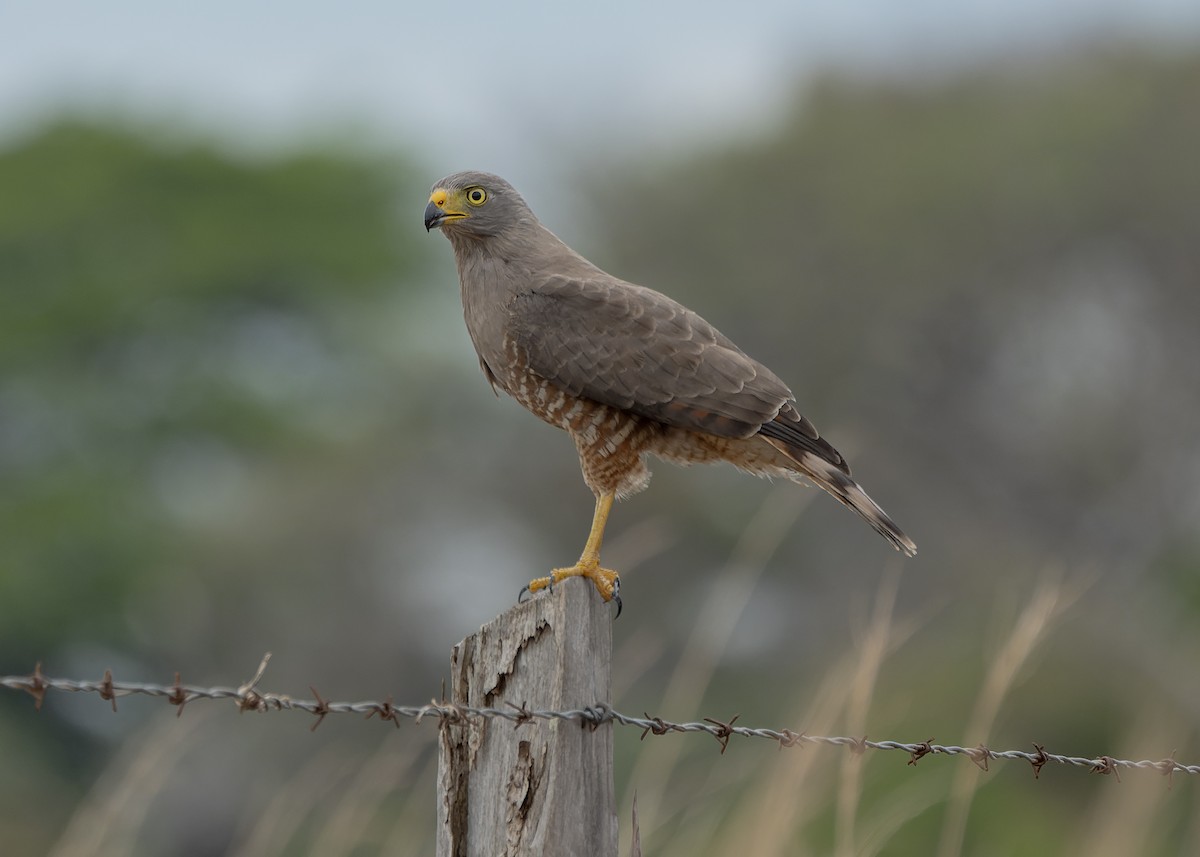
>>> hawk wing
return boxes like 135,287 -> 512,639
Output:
509,274 -> 848,472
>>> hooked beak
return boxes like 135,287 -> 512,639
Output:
424,188 -> 467,232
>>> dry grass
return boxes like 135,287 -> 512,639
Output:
935,571 -> 1087,857
48,710 -> 209,857
618,484 -> 812,843
614,563 -> 1125,857
44,556 -> 1199,856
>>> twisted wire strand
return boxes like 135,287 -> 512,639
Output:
3,662 -> 1193,781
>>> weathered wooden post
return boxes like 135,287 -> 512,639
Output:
437,578 -> 617,856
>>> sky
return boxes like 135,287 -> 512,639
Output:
3,1 -> 1199,198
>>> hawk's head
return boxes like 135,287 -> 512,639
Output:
424,171 -> 529,238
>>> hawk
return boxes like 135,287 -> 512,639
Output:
425,171 -> 915,613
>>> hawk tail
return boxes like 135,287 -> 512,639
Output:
765,438 -> 917,557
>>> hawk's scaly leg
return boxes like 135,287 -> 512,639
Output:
521,492 -> 622,616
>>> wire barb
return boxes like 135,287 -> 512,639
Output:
25,662 -> 47,712
777,729 -> 806,750
702,714 -> 741,755
1029,743 -> 1049,779
1157,752 -> 1178,789
98,669 -> 117,713
967,744 -> 991,773
309,686 -> 330,732
235,653 -> 272,713
506,700 -> 535,729
639,713 -> 670,740
908,738 -> 935,766
1091,756 -> 1121,782
169,672 -> 188,718
4,663 -> 1199,782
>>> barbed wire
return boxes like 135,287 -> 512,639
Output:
2,655 -> 1194,784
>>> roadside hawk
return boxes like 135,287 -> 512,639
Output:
425,171 -> 916,613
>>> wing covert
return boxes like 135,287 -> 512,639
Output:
509,275 -> 792,439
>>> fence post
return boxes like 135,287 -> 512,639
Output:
436,578 -> 618,857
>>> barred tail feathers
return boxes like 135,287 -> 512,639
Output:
764,436 -> 917,557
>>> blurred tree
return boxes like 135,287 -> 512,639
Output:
0,120 -> 426,656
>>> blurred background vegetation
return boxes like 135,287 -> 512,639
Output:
2,16 -> 1200,857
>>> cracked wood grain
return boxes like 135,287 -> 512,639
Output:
437,579 -> 617,857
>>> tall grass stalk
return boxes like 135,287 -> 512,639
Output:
935,571 -> 1084,857
620,484 -> 812,848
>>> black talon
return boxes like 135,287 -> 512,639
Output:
517,584 -> 532,603
612,577 -> 622,619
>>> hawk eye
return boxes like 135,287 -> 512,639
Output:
466,187 -> 488,206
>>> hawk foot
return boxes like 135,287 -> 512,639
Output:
519,563 -> 622,618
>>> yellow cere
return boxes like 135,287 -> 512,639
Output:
429,188 -> 449,207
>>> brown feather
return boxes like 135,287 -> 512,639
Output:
511,276 -> 793,439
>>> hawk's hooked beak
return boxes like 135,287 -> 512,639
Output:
424,188 -> 468,232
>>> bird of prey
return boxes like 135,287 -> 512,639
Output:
425,171 -> 915,613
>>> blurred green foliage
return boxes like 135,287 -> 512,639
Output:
0,121 -> 424,653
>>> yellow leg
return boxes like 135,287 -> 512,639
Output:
523,493 -> 621,613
